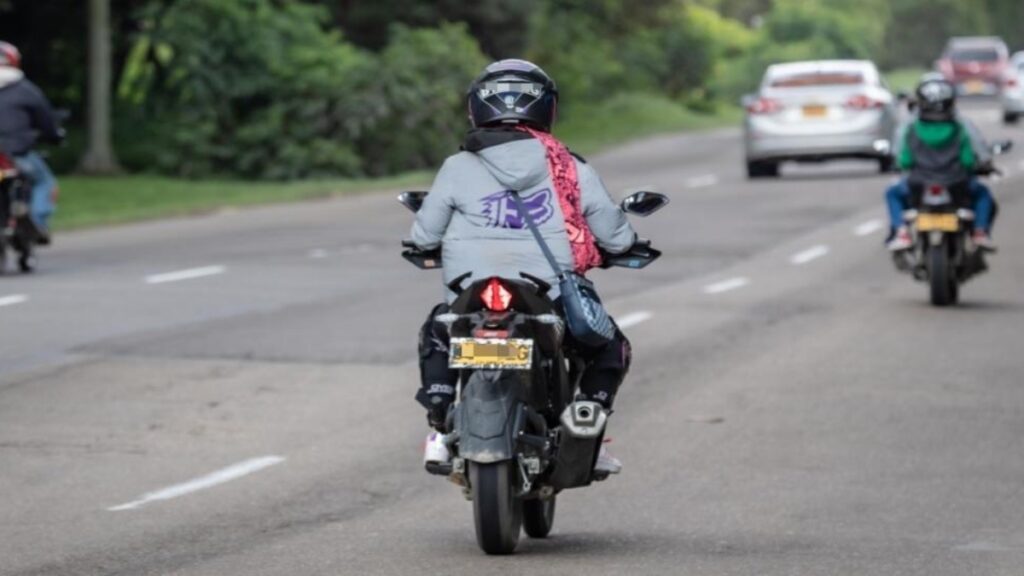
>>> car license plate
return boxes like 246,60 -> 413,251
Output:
449,337 -> 534,370
965,80 -> 985,95
916,213 -> 959,232
802,105 -> 827,118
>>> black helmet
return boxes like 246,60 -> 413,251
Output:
467,59 -> 558,131
915,76 -> 956,122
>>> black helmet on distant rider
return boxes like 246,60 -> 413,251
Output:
467,59 -> 558,132
915,77 -> 956,122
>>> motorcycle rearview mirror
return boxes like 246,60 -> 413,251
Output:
620,191 -> 669,217
991,140 -> 1014,156
397,191 -> 428,213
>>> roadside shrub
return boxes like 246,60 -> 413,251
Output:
356,23 -> 489,176
124,0 -> 372,178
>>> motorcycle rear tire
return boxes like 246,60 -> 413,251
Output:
522,496 -> 556,539
470,461 -> 521,555
928,245 -> 955,307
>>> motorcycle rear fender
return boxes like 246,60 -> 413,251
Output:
453,370 -> 525,464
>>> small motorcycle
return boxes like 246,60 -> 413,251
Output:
892,140 -> 1012,306
0,152 -> 39,273
400,190 -> 667,554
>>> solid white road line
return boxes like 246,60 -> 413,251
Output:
703,277 -> 749,295
686,174 -> 719,189
0,294 -> 28,307
108,456 -> 285,511
854,219 -> 884,237
145,265 -> 226,285
308,248 -> 329,259
617,311 -> 653,329
789,244 -> 830,265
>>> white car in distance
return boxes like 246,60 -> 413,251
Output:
743,60 -> 899,178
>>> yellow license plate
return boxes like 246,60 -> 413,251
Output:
802,105 -> 827,118
916,213 -> 959,232
965,80 -> 984,94
449,338 -> 534,370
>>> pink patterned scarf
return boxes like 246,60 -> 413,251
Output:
517,126 -> 603,273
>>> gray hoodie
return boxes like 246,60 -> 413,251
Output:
411,135 -> 636,302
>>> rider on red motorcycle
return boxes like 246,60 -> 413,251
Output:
0,41 -> 62,242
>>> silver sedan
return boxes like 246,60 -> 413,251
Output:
1001,52 -> 1024,124
743,60 -> 899,178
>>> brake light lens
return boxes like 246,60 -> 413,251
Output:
747,98 -> 782,115
480,278 -> 512,312
928,185 -> 945,196
845,94 -> 884,110
0,153 -> 14,171
1005,76 -> 1018,88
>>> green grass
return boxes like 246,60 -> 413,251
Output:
884,67 -> 930,95
55,93 -> 739,230
558,92 -> 742,155
54,171 -> 432,230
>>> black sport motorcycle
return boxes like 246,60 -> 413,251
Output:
400,190 -> 667,554
0,152 -> 39,273
892,140 -> 1012,306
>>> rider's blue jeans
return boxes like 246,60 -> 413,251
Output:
13,152 -> 57,230
885,177 -> 994,233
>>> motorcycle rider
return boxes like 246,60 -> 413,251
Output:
885,74 -> 997,251
409,59 -> 637,474
0,41 -> 62,243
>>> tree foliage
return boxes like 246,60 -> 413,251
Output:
1,0 -> 1021,178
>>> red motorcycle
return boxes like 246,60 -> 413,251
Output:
0,152 -> 39,273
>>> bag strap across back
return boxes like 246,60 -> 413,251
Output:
509,190 -> 566,280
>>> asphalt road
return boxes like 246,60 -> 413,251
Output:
2,102 -> 1023,575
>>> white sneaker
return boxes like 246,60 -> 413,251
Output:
887,226 -> 913,251
594,445 -> 622,475
423,432 -> 450,466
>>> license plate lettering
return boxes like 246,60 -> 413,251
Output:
916,213 -> 959,232
449,337 -> 533,370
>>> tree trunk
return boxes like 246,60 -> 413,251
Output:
79,0 -> 121,174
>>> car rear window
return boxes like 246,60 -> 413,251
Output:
950,49 -> 1000,62
769,72 -> 864,88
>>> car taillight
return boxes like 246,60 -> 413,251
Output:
0,154 -> 14,171
480,278 -> 512,312
1005,76 -> 1018,88
845,94 -> 883,110
747,98 -> 782,115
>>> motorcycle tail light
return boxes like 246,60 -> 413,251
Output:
747,98 -> 782,115
928,185 -> 945,196
480,278 -> 512,312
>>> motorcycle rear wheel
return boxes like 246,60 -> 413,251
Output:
522,496 -> 556,538
470,461 -> 522,555
928,245 -> 956,306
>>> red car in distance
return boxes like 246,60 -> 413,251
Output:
936,36 -> 1010,97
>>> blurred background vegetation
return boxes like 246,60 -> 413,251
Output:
0,0 -> 1021,226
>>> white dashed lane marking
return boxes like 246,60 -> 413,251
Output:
617,311 -> 653,329
308,249 -> 329,259
0,294 -> 28,307
790,244 -> 830,265
145,265 -> 226,285
703,277 -> 749,295
854,219 -> 884,236
686,174 -> 719,189
108,456 -> 286,511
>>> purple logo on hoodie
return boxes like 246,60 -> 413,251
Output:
480,189 -> 554,229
